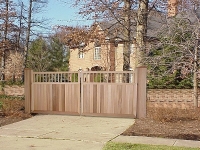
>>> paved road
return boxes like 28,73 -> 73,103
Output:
0,115 -> 134,150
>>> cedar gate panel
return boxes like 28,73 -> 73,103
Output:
25,68 -> 146,118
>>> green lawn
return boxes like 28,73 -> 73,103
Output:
103,142 -> 199,150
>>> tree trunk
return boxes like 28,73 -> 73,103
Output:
194,37 -> 199,107
123,0 -> 131,71
24,0 -> 32,67
17,2 -> 23,51
136,0 -> 148,67
22,0 -> 32,81
1,0 -> 9,80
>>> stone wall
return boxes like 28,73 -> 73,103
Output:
147,89 -> 200,109
3,85 -> 24,96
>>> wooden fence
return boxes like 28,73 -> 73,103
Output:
25,67 -> 147,118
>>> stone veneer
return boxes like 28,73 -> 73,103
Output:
3,85 -> 24,96
147,89 -> 200,109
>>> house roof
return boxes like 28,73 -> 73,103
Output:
97,10 -> 167,41
196,7 -> 200,19
176,7 -> 200,24
95,8 -> 200,41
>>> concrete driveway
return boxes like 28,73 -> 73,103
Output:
0,115 -> 134,150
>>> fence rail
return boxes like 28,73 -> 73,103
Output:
33,72 -> 79,83
33,71 -> 135,84
81,71 -> 135,83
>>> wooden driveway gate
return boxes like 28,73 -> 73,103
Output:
25,67 -> 146,118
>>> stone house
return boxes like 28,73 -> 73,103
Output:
69,12 -> 165,72
69,0 -> 199,72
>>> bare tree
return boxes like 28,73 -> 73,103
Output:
144,3 -> 200,107
23,0 -> 48,68
16,1 -> 24,51
123,0 -> 131,71
0,0 -> 17,80
136,0 -> 148,67
13,0 -> 48,81
24,0 -> 33,67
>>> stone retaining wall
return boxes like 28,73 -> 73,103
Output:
3,85 -> 24,96
147,89 -> 200,109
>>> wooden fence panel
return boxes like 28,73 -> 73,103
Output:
32,83 -> 80,114
81,83 -> 137,118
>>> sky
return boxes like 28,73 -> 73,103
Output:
14,0 -> 93,34
42,0 -> 92,27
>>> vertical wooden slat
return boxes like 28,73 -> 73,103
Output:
133,83 -> 137,117
114,85 -> 118,114
68,84 -> 72,112
52,84 -> 56,111
121,85 -> 126,114
61,85 -> 65,111
71,84 -> 74,112
32,85 -> 36,110
100,84 -> 104,113
58,84 -> 61,111
36,85 -> 41,110
93,84 -> 97,113
76,84 -> 80,113
97,84 -> 100,113
65,84 -> 69,111
90,85 -> 93,113
103,84 -> 107,113
43,85 -> 47,111
46,84 -> 52,111
129,85 -> 134,114
110,85 -> 115,113
82,84 -> 86,113
107,85 -> 112,113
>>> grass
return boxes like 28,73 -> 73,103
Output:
103,142 -> 199,150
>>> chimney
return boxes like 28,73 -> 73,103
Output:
168,0 -> 178,17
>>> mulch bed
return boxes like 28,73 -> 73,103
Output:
0,98 -> 31,127
123,107 -> 200,141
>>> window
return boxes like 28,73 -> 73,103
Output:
94,47 -> 101,60
78,49 -> 84,59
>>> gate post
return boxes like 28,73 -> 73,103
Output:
25,68 -> 32,113
135,66 -> 147,118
